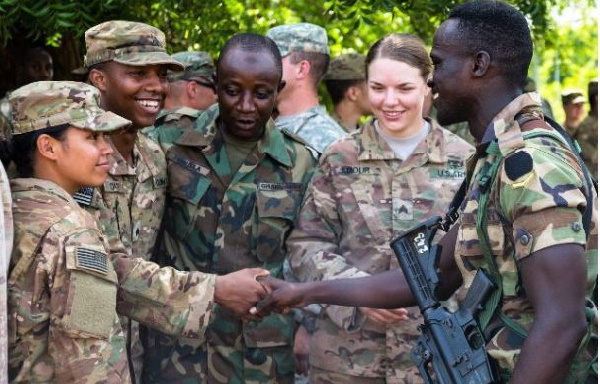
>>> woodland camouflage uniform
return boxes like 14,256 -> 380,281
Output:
144,104 -> 317,383
287,118 -> 473,383
6,81 -> 216,383
143,51 -> 216,152
454,93 -> 597,380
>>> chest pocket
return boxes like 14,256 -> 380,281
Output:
254,183 -> 301,267
62,243 -> 118,340
166,158 -> 212,241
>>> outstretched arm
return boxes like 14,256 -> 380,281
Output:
257,225 -> 462,312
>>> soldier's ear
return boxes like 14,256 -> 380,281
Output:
36,133 -> 61,161
88,68 -> 108,92
472,50 -> 490,78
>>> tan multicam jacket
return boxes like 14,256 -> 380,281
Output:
287,118 -> 474,382
8,178 -> 215,383
79,133 -> 167,380
0,164 -> 12,384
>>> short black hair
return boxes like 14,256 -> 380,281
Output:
217,33 -> 282,81
449,1 -> 533,88
325,79 -> 363,105
9,124 -> 69,178
289,51 -> 330,88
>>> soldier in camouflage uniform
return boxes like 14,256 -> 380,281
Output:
562,90 -> 587,135
266,23 -> 347,154
572,79 -> 597,180
145,33 -> 317,384
143,51 -> 217,151
287,34 -> 473,384
80,21 -> 184,381
257,2 -> 598,382
0,160 -> 12,384
323,53 -> 372,132
5,81 -> 226,383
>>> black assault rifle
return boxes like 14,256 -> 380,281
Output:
390,216 -> 498,384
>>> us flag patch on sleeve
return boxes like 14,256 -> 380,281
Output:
73,187 -> 94,207
76,247 -> 108,274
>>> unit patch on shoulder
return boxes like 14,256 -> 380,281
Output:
73,187 -> 94,207
76,247 -> 108,275
505,151 -> 533,181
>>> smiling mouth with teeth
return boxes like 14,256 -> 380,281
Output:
137,99 -> 160,110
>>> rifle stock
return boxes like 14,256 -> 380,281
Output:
390,216 -> 498,384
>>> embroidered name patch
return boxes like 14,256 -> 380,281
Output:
430,169 -> 466,179
170,154 -> 210,176
333,166 -> 371,175
76,248 -> 108,275
73,187 -> 94,207
104,181 -> 124,192
153,176 -> 167,188
257,182 -> 301,191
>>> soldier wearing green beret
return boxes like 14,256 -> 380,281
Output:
266,23 -> 347,154
5,80 -> 272,384
323,53 -> 372,132
143,51 -> 217,151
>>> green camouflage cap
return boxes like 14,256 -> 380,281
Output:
84,20 -> 184,70
9,81 -> 131,136
266,23 -> 329,57
323,53 -> 366,80
168,51 -> 215,81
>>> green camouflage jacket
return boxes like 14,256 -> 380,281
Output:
455,93 -> 597,378
145,105 -> 317,383
142,106 -> 203,153
287,118 -> 473,381
8,178 -> 215,383
275,105 -> 347,154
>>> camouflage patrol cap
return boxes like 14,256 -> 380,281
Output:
561,89 -> 586,105
9,81 -> 131,136
84,20 -> 184,70
323,53 -> 366,80
266,23 -> 329,57
168,51 -> 215,81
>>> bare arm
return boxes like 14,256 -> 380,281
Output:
257,225 -> 463,311
510,243 -> 588,384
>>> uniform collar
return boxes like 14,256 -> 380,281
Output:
356,117 -> 447,164
10,178 -> 77,206
176,105 -> 293,168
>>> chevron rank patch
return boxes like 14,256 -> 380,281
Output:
76,247 -> 109,275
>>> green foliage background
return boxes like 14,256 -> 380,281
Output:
0,0 -> 597,115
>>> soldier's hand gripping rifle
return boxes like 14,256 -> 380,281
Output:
390,216 -> 498,384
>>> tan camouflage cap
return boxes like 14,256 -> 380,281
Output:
324,53 -> 366,81
561,89 -> 586,105
9,81 -> 131,136
84,20 -> 184,70
168,51 -> 215,82
266,23 -> 329,57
